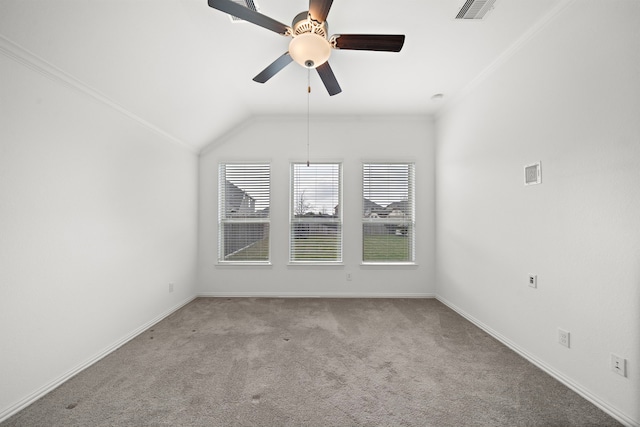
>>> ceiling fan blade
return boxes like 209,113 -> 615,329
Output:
308,0 -> 333,22
208,0 -> 291,35
253,52 -> 293,83
331,34 -> 405,52
316,62 -> 341,96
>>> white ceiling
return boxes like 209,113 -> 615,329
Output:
0,0 -> 565,152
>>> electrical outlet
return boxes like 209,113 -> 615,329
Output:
346,272 -> 352,281
524,162 -> 541,185
528,274 -> 537,288
169,283 -> 174,293
611,354 -> 627,377
558,329 -> 570,348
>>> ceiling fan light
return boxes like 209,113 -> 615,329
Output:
289,33 -> 331,69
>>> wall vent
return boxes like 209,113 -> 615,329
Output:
524,162 -> 541,186
228,0 -> 259,22
455,0 -> 497,20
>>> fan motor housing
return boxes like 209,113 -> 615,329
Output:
288,11 -> 331,68
292,11 -> 328,38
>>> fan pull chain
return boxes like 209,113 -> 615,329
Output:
307,69 -> 310,167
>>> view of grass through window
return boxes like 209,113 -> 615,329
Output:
362,233 -> 412,261
225,233 -> 269,261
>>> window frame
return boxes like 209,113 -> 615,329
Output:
289,162 -> 343,264
361,162 -> 416,265
218,162 -> 271,265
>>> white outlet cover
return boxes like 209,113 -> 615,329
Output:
611,354 -> 627,377
558,329 -> 570,348
528,275 -> 537,288
524,162 -> 541,185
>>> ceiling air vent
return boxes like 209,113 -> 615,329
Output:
228,0 -> 259,23
455,0 -> 497,20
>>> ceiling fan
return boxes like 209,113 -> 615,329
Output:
207,0 -> 405,96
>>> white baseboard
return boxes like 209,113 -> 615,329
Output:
435,295 -> 638,427
0,295 -> 197,423
197,292 -> 435,298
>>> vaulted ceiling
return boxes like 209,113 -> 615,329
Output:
0,0 -> 566,152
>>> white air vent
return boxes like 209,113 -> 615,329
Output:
456,0 -> 497,20
229,0 -> 259,22
524,162 -> 541,186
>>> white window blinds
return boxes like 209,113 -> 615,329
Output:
362,163 -> 415,263
290,163 -> 342,262
218,163 -> 270,262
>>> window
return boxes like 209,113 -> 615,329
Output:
218,163 -> 270,263
362,163 -> 415,263
290,163 -> 342,262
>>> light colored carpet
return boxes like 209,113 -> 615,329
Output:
2,298 -> 621,426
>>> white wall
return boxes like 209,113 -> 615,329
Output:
0,54 -> 198,418
198,115 -> 435,297
435,1 -> 640,425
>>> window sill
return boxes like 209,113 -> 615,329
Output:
287,262 -> 344,267
361,262 -> 418,267
216,262 -> 272,267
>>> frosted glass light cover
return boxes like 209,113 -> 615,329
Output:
289,33 -> 331,68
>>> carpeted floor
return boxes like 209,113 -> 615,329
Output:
2,298 -> 621,426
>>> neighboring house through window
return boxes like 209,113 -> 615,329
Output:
362,163 -> 415,263
218,163 -> 270,263
290,162 -> 342,262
